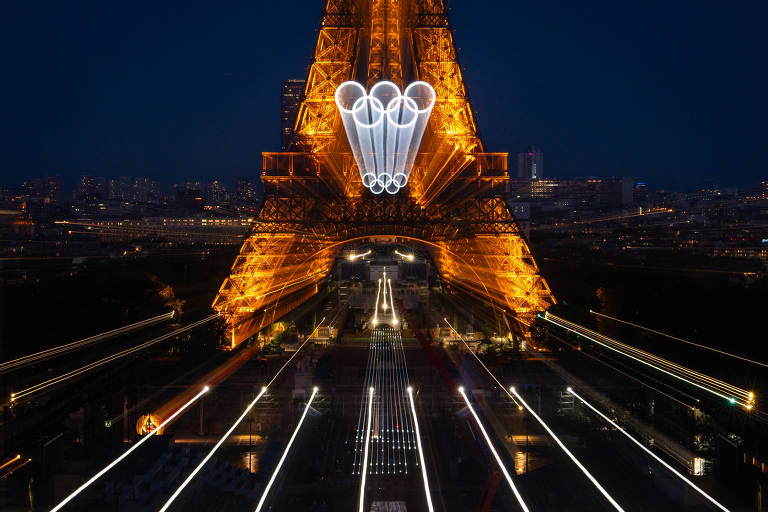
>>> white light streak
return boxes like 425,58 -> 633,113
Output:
335,81 -> 435,195
359,387 -> 374,512
348,249 -> 372,261
510,387 -> 624,511
458,387 -> 529,511
567,387 -> 729,512
407,387 -> 434,512
11,315 -> 217,402
254,387 -> 318,512
50,386 -> 209,511
159,387 -> 267,511
393,250 -> 414,261
0,310 -> 174,375
541,312 -> 754,409
388,278 -> 398,326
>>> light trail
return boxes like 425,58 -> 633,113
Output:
458,387 -> 529,511
159,387 -> 267,511
0,458 -> 31,479
442,318 -> 521,408
254,387 -> 318,512
373,278 -> 381,326
381,270 -> 389,311
159,318 -> 326,511
359,387 -> 374,512
50,386 -> 209,511
567,387 -> 730,511
0,454 -> 20,471
590,310 -> 768,370
510,386 -> 624,511
407,387 -> 434,512
0,310 -> 174,374
552,331 -> 700,410
10,314 -> 218,403
348,249 -> 372,261
388,278 -> 398,326
394,250 -> 415,261
541,312 -> 755,409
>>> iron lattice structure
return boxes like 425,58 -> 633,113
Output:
213,0 -> 555,346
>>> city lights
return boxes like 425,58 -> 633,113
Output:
458,387 -> 529,511
254,387 -> 319,512
510,387 -> 624,511
567,387 -> 729,512
335,80 -> 435,194
50,386 -> 209,512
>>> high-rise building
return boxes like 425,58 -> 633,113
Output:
762,179 -> 767,199
281,79 -> 305,151
516,145 -> 543,179
79,176 -> 107,202
205,179 -> 229,205
42,174 -> 61,204
109,176 -> 133,202
236,177 -> 258,203
134,177 -> 160,203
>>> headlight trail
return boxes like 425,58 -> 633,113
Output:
49,386 -> 209,511
254,387 -> 318,512
407,387 -> 434,512
0,310 -> 174,375
359,387 -> 374,512
0,454 -> 20,471
541,312 -> 755,409
10,314 -> 218,403
458,387 -> 529,511
442,318 -> 521,408
510,386 -> 624,512
158,318 -> 326,511
567,387 -> 729,511
589,310 -> 768,370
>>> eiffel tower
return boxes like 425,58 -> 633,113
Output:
213,0 -> 555,347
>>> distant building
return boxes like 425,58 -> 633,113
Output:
176,189 -> 203,214
42,174 -> 61,204
236,176 -> 261,204
79,176 -> 107,202
516,145 -> 543,179
109,176 -> 133,202
762,179 -> 768,199
205,180 -> 229,205
281,79 -> 305,151
134,177 -> 160,204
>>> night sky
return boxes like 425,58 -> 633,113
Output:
1,1 -> 766,189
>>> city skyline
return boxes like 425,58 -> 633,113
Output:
1,1 -> 766,188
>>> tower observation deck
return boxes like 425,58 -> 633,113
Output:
213,0 -> 555,346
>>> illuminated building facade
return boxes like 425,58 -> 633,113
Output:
281,79 -> 306,151
214,0 -> 555,346
517,145 -> 543,179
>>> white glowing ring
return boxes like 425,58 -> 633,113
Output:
335,81 -> 367,113
352,96 -> 385,128
403,81 -> 437,113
